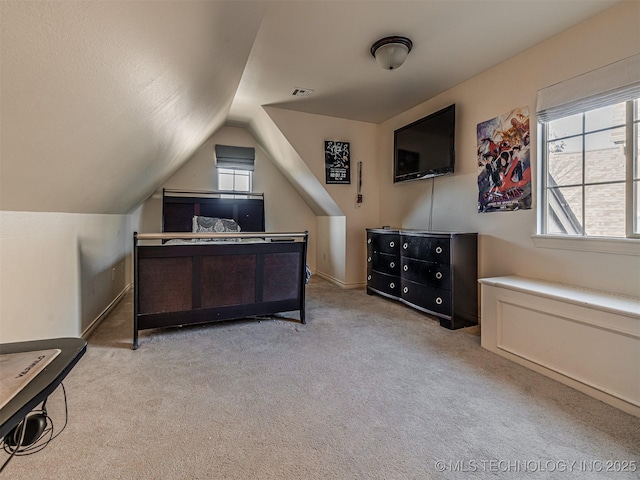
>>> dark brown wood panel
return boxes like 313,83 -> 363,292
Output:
134,202 -> 307,349
162,191 -> 265,233
163,203 -> 195,233
263,253 -> 301,302
138,257 -> 192,314
200,255 -> 256,307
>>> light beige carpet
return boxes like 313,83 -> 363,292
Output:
3,277 -> 639,479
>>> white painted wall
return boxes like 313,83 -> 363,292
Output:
232,2 -> 640,293
376,2 -> 640,298
140,110 -> 381,288
136,126 -> 319,272
251,108 -> 343,217
316,216 -> 346,285
266,108 -> 380,286
2,2 -> 637,347
0,1 -> 265,214
0,211 -> 131,343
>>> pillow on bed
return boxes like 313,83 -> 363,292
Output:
192,216 -> 241,234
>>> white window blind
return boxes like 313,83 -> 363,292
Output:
536,54 -> 640,122
215,144 -> 255,171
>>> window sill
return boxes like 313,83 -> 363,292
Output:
531,234 -> 640,256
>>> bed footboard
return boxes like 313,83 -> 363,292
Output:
133,232 -> 308,349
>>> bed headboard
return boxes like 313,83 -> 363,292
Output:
162,189 -> 265,233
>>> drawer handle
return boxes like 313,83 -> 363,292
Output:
389,241 -> 395,248
367,256 -> 371,262
435,246 -> 443,254
367,275 -> 371,280
403,265 -> 408,272
435,272 -> 442,279
403,286 -> 408,294
367,238 -> 371,244
435,297 -> 443,305
390,282 -> 395,289
403,242 -> 408,249
390,262 -> 395,268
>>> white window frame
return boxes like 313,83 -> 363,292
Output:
533,55 -> 640,256
540,100 -> 636,233
217,167 -> 253,197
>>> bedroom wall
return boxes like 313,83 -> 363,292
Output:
376,1 -> 640,298
258,2 -> 639,297
2,3 -> 635,349
0,211 -> 131,343
316,215 -> 346,285
265,108 -> 380,287
135,126 -> 319,272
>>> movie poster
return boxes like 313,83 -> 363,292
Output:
477,107 -> 531,212
325,141 -> 350,184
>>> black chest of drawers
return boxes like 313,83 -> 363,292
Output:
366,229 -> 478,329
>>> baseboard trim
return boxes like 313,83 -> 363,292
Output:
82,283 -> 132,340
314,272 -> 365,289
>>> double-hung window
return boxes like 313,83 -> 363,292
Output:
215,144 -> 255,196
537,54 -> 640,243
218,167 -> 252,193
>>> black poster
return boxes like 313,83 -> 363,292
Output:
325,141 -> 350,184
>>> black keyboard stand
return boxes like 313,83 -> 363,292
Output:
0,337 -> 86,439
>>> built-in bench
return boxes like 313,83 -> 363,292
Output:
479,276 -> 640,417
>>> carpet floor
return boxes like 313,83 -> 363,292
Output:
3,277 -> 639,479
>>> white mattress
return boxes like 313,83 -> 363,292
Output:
163,238 -> 269,245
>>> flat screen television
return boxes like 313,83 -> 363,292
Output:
393,104 -> 455,183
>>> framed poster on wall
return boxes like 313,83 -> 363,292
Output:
325,141 -> 350,184
477,107 -> 531,212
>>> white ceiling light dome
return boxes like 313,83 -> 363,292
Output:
370,36 -> 413,70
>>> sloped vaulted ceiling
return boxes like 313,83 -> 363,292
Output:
1,1 -> 622,215
0,1 -> 265,214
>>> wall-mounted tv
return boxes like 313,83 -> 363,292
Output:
393,104 -> 455,183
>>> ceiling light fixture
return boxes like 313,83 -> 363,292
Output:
370,36 -> 413,70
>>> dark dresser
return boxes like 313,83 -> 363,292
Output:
366,228 -> 478,329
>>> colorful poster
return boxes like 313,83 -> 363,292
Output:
325,141 -> 351,184
477,107 -> 531,212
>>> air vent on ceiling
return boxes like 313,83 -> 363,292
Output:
291,87 -> 314,97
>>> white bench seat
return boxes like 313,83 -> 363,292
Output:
479,275 -> 640,417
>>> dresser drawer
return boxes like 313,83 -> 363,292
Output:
368,252 -> 400,276
366,229 -> 477,329
401,258 -> 451,289
401,235 -> 450,263
368,233 -> 400,255
400,279 -> 451,316
367,272 -> 400,298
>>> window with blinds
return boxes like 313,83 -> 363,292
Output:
537,55 -> 640,239
215,144 -> 254,195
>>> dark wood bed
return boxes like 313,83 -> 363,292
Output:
162,188 -> 266,233
132,190 -> 308,349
